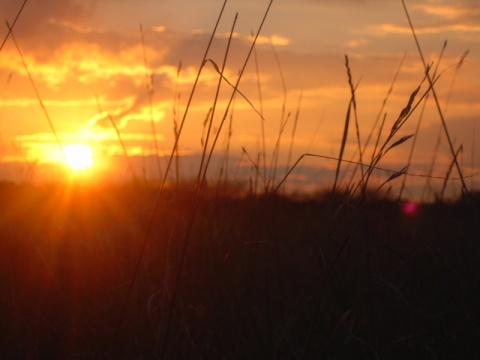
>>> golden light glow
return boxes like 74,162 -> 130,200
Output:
62,144 -> 94,171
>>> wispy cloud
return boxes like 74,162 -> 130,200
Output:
369,23 -> 480,35
414,3 -> 480,21
1,0 -> 94,39
346,37 -> 370,48
48,19 -> 105,34
218,32 -> 291,47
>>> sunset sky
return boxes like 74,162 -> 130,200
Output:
0,0 -> 478,199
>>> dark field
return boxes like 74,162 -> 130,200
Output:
1,182 -> 479,359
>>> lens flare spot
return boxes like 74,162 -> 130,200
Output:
402,201 -> 418,217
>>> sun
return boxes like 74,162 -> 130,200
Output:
62,144 -> 94,171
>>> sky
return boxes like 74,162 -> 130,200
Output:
0,0 -> 479,200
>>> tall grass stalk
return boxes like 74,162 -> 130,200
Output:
0,72 -> 13,153
370,114 -> 387,176
440,144 -> 463,200
0,0 -> 28,53
360,70 -> 434,195
216,87 -> 236,187
421,127 -> 442,201
200,107 -> 213,152
398,41 -> 447,200
17,147 -> 39,182
269,111 -> 290,191
206,60 -> 264,120
8,25 -> 67,167
160,2 -> 274,356
292,107 -> 327,187
243,146 -> 266,191
95,97 -> 139,184
345,55 -> 365,194
332,83 -> 354,193
401,0 -> 469,198
156,5 -> 234,352
419,50 -> 469,201
252,34 -> 267,185
286,90 -> 302,175
268,42 -> 288,190
196,15 -> 237,194
275,152 -> 414,193
172,61 -> 182,186
341,53 -> 405,192
444,50 -> 469,117
113,0 -> 228,353
140,24 -> 163,181
367,52 -> 407,160
200,2 -> 273,192
276,70 -> 449,199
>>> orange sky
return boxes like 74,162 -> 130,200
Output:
0,0 -> 478,200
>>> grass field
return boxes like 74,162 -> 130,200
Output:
0,182 -> 479,359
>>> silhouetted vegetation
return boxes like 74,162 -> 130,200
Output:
0,182 -> 479,359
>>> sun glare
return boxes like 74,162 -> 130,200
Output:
63,144 -> 94,171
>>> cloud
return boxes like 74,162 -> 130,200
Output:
1,0 -> 94,38
48,19 -> 104,34
87,93 -> 167,130
2,97 -> 99,108
414,3 -> 480,20
346,37 -> 370,48
213,31 -> 291,47
151,25 -> 166,33
369,23 -> 480,36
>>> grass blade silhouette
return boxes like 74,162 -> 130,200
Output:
112,1 -> 229,355
0,0 -> 28,53
401,0 -> 469,198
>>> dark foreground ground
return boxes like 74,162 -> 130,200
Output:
0,182 -> 479,359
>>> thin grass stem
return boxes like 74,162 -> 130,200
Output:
268,41 -> 288,190
345,55 -> 365,193
162,3 -> 274,357
286,90 -> 302,174
401,0 -> 469,197
0,0 -> 28,53
95,97 -> 138,184
112,1 -> 229,354
252,34 -> 267,184
7,24 -> 67,167
139,24 -> 162,181
398,41 -> 447,199
332,98 -> 352,194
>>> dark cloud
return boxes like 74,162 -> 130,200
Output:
1,0 -> 95,40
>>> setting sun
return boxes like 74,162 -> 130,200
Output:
62,144 -> 94,171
